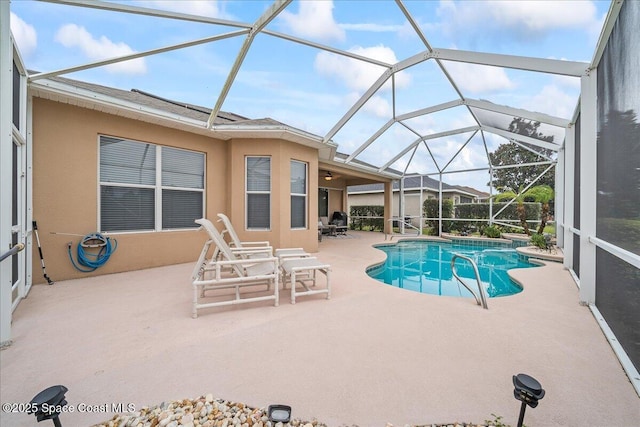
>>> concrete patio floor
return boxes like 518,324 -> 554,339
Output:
1,231 -> 638,426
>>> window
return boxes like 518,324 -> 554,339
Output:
460,196 -> 472,204
99,136 -> 204,232
291,160 -> 307,228
246,156 -> 270,229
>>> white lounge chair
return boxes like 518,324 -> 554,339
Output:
217,213 -> 271,251
191,218 -> 280,318
217,213 -> 307,259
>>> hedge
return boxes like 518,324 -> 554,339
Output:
454,202 -> 541,232
349,201 -> 542,233
423,199 -> 454,234
349,205 -> 385,231
455,202 -> 541,220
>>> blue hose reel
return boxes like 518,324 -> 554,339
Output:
67,233 -> 117,272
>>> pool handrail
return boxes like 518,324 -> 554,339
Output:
451,253 -> 489,309
386,217 -> 421,240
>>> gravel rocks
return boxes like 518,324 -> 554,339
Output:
92,396 -> 327,427
92,395 -> 495,427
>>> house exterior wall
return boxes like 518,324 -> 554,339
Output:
348,189 -> 471,227
348,193 -> 384,211
348,191 -> 465,210
31,98 -> 318,283
228,138 -> 318,252
348,191 -> 430,216
328,188 -> 344,216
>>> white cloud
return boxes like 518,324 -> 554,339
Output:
437,0 -> 600,42
10,12 -> 37,58
442,61 -> 515,94
364,95 -> 392,118
55,24 -> 147,75
138,1 -> 228,19
340,23 -> 404,33
315,45 -> 410,92
552,74 -> 581,89
279,1 -> 345,42
524,85 -> 576,119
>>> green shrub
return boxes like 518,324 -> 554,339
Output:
530,233 -> 547,249
483,225 -> 502,238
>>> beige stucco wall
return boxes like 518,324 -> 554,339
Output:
227,138 -> 319,252
328,188 -> 344,217
31,98 -> 318,283
347,193 -> 384,210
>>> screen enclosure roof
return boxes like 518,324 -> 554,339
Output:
13,0 -> 616,185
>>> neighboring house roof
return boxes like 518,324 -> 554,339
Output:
348,175 -> 485,198
452,185 -> 491,199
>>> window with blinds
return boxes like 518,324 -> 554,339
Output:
99,136 -> 204,232
290,160 -> 307,229
246,156 -> 270,230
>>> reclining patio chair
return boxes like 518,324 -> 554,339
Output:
217,213 -> 307,259
217,213 -> 271,251
191,218 -> 280,318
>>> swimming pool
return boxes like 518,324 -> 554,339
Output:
368,240 -> 539,298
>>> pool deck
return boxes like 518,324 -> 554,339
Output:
1,231 -> 638,426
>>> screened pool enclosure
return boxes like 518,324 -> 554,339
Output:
1,0 -> 638,393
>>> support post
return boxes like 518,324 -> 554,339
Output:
563,124 -> 575,271
0,0 -> 14,347
383,181 -> 393,235
579,70 -> 597,304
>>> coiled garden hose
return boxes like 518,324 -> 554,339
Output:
67,233 -> 117,272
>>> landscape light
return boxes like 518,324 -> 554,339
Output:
267,404 -> 291,423
513,373 -> 545,427
29,385 -> 68,427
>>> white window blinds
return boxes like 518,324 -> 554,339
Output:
99,136 -> 204,232
290,160 -> 307,228
246,157 -> 270,229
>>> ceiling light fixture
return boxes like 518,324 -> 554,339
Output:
324,171 -> 333,181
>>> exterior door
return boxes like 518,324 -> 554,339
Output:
1,5 -> 30,345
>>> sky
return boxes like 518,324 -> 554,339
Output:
9,0 -> 612,190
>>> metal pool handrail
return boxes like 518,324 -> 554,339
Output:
451,253 -> 489,309
385,217 -> 421,240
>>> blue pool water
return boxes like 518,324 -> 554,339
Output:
368,240 -> 539,298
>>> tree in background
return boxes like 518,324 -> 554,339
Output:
488,118 -> 555,192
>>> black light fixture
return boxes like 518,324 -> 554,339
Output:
513,373 -> 545,427
267,404 -> 291,423
29,385 -> 68,427
324,171 -> 333,181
